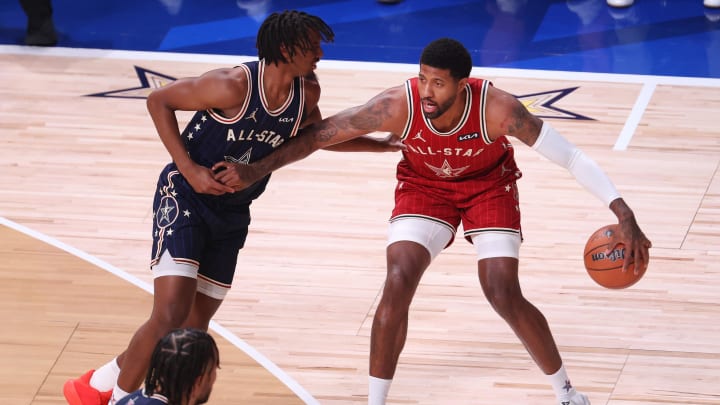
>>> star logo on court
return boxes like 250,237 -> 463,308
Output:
86,66 -> 177,99
514,87 -> 593,120
425,159 -> 469,178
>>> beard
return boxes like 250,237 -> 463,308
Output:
422,95 -> 456,119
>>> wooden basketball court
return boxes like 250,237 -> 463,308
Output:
1,46 -> 719,404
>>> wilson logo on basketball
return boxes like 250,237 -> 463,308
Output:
591,248 -> 625,262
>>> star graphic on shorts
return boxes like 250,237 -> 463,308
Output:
158,200 -> 175,224
425,159 -> 470,178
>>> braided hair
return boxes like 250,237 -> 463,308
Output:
420,38 -> 473,81
144,328 -> 220,404
256,10 -> 334,65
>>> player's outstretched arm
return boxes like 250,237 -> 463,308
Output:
485,85 -> 652,273
320,133 -> 405,152
213,85 -> 408,189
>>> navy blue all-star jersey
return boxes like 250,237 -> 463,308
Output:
181,59 -> 305,203
150,60 -> 307,291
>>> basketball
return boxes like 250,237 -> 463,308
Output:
583,224 -> 643,289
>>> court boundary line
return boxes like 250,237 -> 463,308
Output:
2,44 -> 720,87
614,81 -> 657,151
0,216 -> 320,405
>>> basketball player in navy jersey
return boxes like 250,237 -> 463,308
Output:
63,10 -> 401,405
115,328 -> 219,405
215,38 -> 652,405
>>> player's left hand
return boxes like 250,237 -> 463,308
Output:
611,217 -> 652,275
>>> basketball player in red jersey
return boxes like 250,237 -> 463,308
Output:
214,38 -> 652,405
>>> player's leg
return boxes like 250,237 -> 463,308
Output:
112,229 -> 240,404
110,224 -> 237,404
472,236 -> 563,371
65,169 -> 212,405
182,292 -> 223,330
369,217 -> 454,405
113,271 -> 199,399
371,240 -> 430,378
474,252 -> 561,369
63,256 -> 200,405
18,0 -> 57,46
464,181 -> 589,404
181,218 -> 246,332
475,251 -> 588,404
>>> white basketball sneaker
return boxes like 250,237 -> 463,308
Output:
705,0 -> 720,8
560,391 -> 591,405
607,0 -> 634,7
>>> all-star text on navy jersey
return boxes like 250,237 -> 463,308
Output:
176,59 -> 305,203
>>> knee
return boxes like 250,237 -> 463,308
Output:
483,284 -> 523,319
384,266 -> 420,298
150,301 -> 191,329
377,268 -> 418,314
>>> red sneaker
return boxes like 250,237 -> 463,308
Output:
63,370 -> 112,405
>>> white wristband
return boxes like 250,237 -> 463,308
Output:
532,122 -> 620,207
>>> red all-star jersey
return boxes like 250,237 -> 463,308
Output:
396,77 -> 522,193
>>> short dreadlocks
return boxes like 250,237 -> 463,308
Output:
143,328 -> 219,405
256,10 -> 334,65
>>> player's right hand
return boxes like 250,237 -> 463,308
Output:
182,163 -> 235,195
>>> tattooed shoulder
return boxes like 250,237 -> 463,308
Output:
505,99 -> 541,143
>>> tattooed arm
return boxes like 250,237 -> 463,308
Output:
212,85 -> 409,190
483,85 -> 543,145
486,85 -> 652,273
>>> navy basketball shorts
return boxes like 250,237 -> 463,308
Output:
150,168 -> 250,295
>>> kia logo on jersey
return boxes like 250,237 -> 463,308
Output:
457,132 -> 479,141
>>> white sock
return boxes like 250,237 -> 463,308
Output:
368,376 -> 392,405
89,357 -> 120,391
110,385 -> 131,405
547,364 -> 576,401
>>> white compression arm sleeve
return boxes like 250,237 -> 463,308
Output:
531,122 -> 620,207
